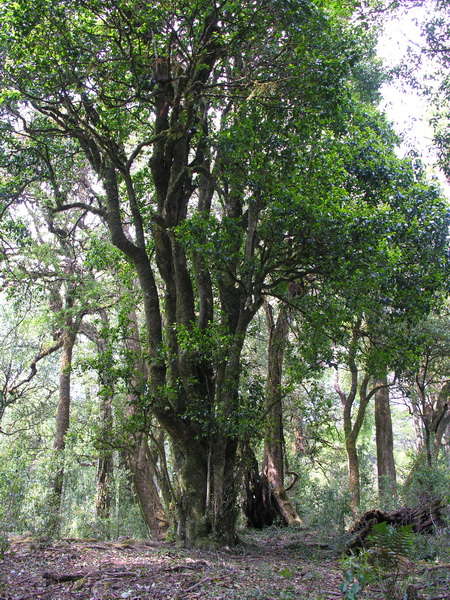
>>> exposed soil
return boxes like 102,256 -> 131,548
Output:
0,528 -> 448,600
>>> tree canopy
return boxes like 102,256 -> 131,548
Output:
0,0 -> 448,547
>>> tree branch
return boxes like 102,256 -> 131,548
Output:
7,339 -> 63,398
52,202 -> 105,218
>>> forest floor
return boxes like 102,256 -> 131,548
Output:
0,527 -> 448,600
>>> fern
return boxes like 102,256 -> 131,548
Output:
342,523 -> 418,600
367,522 -> 415,557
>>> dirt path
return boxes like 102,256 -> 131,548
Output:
0,529 -> 448,599
0,529 -> 343,600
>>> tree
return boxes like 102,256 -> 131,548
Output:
263,300 -> 302,525
1,0 -> 448,545
0,0 -> 377,545
400,312 -> 450,470
333,318 -> 385,516
374,373 -> 397,505
0,295 -> 60,427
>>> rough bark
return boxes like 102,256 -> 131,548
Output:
176,446 -> 210,544
128,435 -> 169,538
95,390 -> 114,520
124,309 -> 168,540
263,301 -> 302,526
96,451 -> 113,521
241,442 -> 278,529
375,375 -> 397,505
51,326 -> 77,535
205,335 -> 249,545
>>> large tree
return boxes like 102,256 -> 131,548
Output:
1,0 -> 448,545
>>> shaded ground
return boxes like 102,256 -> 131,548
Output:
0,528 -> 448,600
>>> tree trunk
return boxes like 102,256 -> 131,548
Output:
172,396 -> 241,546
124,309 -> 168,539
96,451 -> 113,520
176,443 -> 210,545
405,381 -> 450,493
95,391 -> 114,520
336,336 -> 375,518
431,381 -> 450,460
211,436 -> 239,545
148,429 -> 175,517
127,435 -> 169,538
375,376 -> 397,505
263,301 -> 302,526
86,37 -> 260,543
241,441 -> 278,528
346,436 -> 360,516
50,328 -> 76,535
88,317 -> 115,521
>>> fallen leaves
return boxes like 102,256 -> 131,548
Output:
0,530 -> 447,600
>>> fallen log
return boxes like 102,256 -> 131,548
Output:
42,572 -> 86,583
347,498 -> 446,551
42,569 -> 134,584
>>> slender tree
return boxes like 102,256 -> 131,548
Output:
374,373 -> 397,505
263,300 -> 302,525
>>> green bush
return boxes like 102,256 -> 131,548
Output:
295,473 -> 353,534
341,522 -> 418,600
401,455 -> 450,507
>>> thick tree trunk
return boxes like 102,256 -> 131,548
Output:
50,328 -> 76,535
241,441 -> 278,528
375,376 -> 397,505
176,444 -> 209,545
173,397 -> 241,546
263,301 -> 302,526
211,436 -> 239,544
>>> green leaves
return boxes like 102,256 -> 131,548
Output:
176,321 -> 232,363
367,522 -> 415,557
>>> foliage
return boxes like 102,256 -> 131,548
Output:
401,454 -> 450,506
294,467 -> 353,533
0,0 -> 448,547
366,521 -> 415,558
341,523 -> 417,600
341,552 -> 373,600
